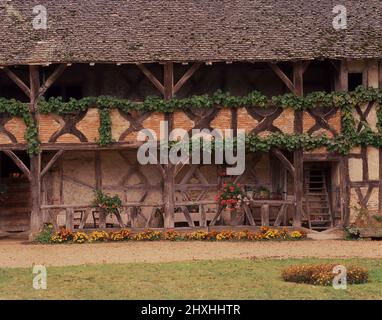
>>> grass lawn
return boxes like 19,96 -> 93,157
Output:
0,258 -> 381,299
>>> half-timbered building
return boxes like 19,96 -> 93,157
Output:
0,1 -> 381,237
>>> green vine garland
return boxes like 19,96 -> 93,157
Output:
0,86 -> 381,156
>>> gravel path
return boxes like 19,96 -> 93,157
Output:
0,240 -> 381,268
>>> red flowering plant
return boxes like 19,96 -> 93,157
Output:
216,182 -> 250,211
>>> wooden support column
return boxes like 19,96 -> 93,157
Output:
338,60 -> 350,225
29,66 -> 42,235
163,62 -> 175,228
368,60 -> 382,214
293,62 -> 304,228
261,204 -> 270,226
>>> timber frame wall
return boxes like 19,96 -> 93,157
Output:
0,60 -> 381,235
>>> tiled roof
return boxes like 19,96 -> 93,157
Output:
0,0 -> 381,65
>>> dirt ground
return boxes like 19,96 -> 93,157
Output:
0,240 -> 381,268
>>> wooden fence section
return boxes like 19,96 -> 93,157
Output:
41,199 -> 295,231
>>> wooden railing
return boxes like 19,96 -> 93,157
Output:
41,203 -> 164,230
42,199 -> 295,230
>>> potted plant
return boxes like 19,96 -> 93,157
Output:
216,182 -> 250,225
93,190 -> 122,217
254,186 -> 271,200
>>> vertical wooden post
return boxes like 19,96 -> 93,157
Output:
369,60 -> 382,214
163,63 -> 175,228
261,204 -> 270,226
338,60 -> 350,225
293,62 -> 304,227
339,60 -> 348,91
94,150 -> 106,227
29,65 -> 42,236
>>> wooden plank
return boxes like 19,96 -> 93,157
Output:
200,204 -> 207,227
136,64 -> 164,95
41,202 -> 163,209
361,146 -> 368,181
274,204 -> 287,226
66,207 -> 74,230
3,150 -> 31,180
209,205 -> 224,226
163,62 -> 174,100
261,204 -> 270,226
29,65 -> 42,236
41,142 -> 145,151
98,209 -> 106,228
79,208 -> 91,229
162,62 -> 175,229
41,150 -> 64,178
130,207 -> 138,228
180,206 -> 196,227
339,60 -> 348,91
268,63 -> 296,94
145,207 -> 157,228
29,65 -> 40,113
292,62 -> 304,228
2,68 -> 31,98
243,204 -> 255,226
293,61 -> 304,96
173,62 -> 202,95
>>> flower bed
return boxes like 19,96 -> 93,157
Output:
282,264 -> 368,286
35,225 -> 306,244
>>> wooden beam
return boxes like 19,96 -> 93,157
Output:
338,60 -> 348,91
271,148 -> 295,178
162,62 -> 175,229
261,204 -> 270,226
29,65 -> 40,114
136,64 -> 164,95
173,62 -> 202,95
3,150 -> 31,180
38,64 -> 66,98
2,68 -> 31,98
30,153 -> 42,234
293,62 -> 304,96
29,65 -> 42,236
268,63 -> 296,94
293,61 -> 304,228
41,150 -> 64,178
163,63 -> 174,100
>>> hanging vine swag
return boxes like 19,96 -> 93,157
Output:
0,86 -> 381,156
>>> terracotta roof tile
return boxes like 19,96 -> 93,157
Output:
0,0 -> 381,65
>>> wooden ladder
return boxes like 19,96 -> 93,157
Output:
304,168 -> 333,231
